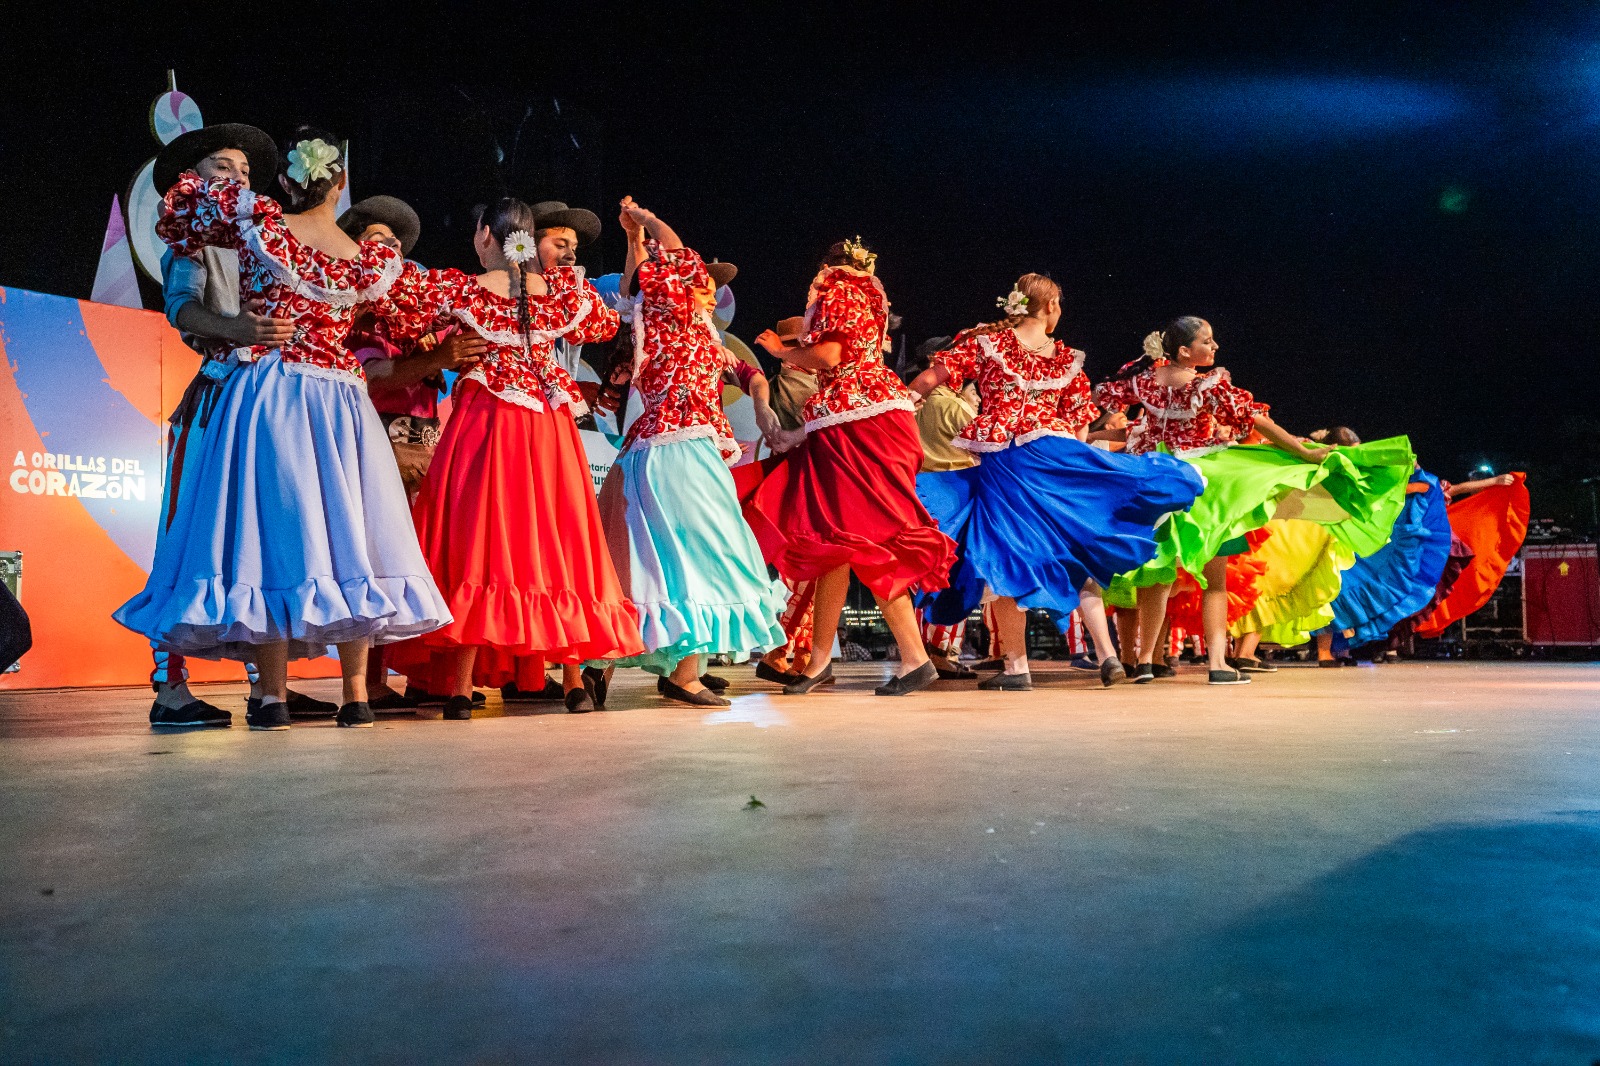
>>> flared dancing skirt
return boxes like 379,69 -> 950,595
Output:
747,408 -> 957,602
1228,519 -> 1353,647
1106,437 -> 1416,603
113,355 -> 452,661
916,435 -> 1205,626
597,436 -> 787,675
390,380 -> 644,687
1411,472 -> 1529,637
1330,471 -> 1453,646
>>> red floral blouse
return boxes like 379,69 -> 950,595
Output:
156,172 -> 409,383
418,266 -> 620,415
1093,365 -> 1269,455
798,266 -> 913,433
623,242 -> 742,461
932,329 -> 1098,452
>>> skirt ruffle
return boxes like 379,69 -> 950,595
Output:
387,380 -> 643,686
747,408 -> 956,602
1331,471 -> 1453,646
1411,473 -> 1529,638
916,435 -> 1205,625
1107,437 -> 1416,603
1228,519 -> 1353,647
600,437 -> 787,675
113,355 -> 451,661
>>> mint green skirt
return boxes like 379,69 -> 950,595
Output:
1107,437 -> 1415,604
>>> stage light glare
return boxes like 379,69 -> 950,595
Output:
1438,186 -> 1471,214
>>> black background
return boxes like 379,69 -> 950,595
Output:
3,2 -> 1598,522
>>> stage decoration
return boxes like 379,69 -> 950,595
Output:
123,71 -> 206,284
286,139 -> 342,187
997,288 -> 1029,316
90,195 -> 141,309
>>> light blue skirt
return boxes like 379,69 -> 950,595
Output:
603,436 -> 786,675
114,354 -> 452,661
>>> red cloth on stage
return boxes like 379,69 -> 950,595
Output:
1411,473 -> 1529,637
1166,527 -> 1273,631
389,379 -> 644,687
747,408 -> 956,602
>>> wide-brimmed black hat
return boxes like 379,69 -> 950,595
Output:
706,259 -> 738,288
530,201 -> 601,246
339,195 -> 422,256
153,123 -> 278,195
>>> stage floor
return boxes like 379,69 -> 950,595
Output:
2,661 -> 1597,1062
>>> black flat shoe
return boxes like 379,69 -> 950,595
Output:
973,658 -> 1003,672
874,661 -> 938,697
1228,656 -> 1277,674
935,661 -> 978,681
286,690 -> 338,719
977,670 -> 1032,691
441,695 -> 474,720
1100,658 -> 1126,688
755,660 -> 802,686
336,701 -> 375,728
782,664 -> 836,695
150,698 -> 232,728
369,689 -> 420,715
1152,663 -> 1176,679
501,679 -> 564,702
245,699 -> 291,731
1132,663 -> 1156,684
661,678 -> 730,707
1318,659 -> 1343,668
564,688 -> 593,714
582,667 -> 609,708
1209,668 -> 1252,686
700,673 -> 729,693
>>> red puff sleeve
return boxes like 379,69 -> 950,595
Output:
366,258 -> 452,345
1092,376 -> 1138,413
931,336 -> 981,389
636,241 -> 707,329
1205,374 -> 1269,437
543,266 -> 621,346
801,279 -> 875,355
155,172 -> 280,257
1056,371 -> 1101,432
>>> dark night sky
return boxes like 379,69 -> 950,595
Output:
4,2 -> 1599,520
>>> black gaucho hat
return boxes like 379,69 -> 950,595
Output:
338,195 -> 422,256
530,201 -> 602,246
153,123 -> 278,195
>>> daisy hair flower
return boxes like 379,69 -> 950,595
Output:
503,230 -> 538,265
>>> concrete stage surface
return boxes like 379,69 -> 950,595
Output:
1,661 -> 1597,1063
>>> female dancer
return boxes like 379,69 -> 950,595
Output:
115,130 -> 452,729
597,198 -> 787,706
390,198 -> 642,719
747,240 -> 957,696
1094,318 -> 1414,685
908,276 -> 1205,689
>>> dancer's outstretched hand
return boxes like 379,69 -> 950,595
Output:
754,329 -> 784,355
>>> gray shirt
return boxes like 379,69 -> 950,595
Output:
161,246 -> 242,354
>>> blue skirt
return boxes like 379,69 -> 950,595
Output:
114,355 -> 452,661
1330,470 -> 1452,646
603,436 -> 787,675
917,435 -> 1205,625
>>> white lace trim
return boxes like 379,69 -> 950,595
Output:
631,424 -> 742,464
1173,442 -> 1234,460
234,191 -> 403,310
802,396 -> 916,434
1130,366 -> 1230,421
279,360 -> 367,391
951,427 -> 1080,453
450,293 -> 594,349
976,333 -> 1086,390
462,366 -> 589,416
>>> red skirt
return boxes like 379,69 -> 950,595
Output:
389,381 -> 643,688
747,408 -> 956,602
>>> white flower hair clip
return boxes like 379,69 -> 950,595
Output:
285,139 -> 343,187
997,288 -> 1029,317
842,235 -> 877,274
503,230 -> 537,265
1142,330 -> 1166,360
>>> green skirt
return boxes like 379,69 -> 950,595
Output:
1107,437 -> 1414,605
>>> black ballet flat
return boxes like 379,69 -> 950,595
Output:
582,667 -> 609,709
935,661 -> 978,681
441,695 -> 474,721
335,701 -> 375,728
1132,663 -> 1157,684
660,679 -> 730,707
564,687 -> 593,714
700,673 -> 729,693
782,664 -> 835,695
1100,658 -> 1126,688
501,678 -> 564,702
286,690 -> 338,719
874,661 -> 938,697
755,661 -> 802,686
977,670 -> 1032,691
